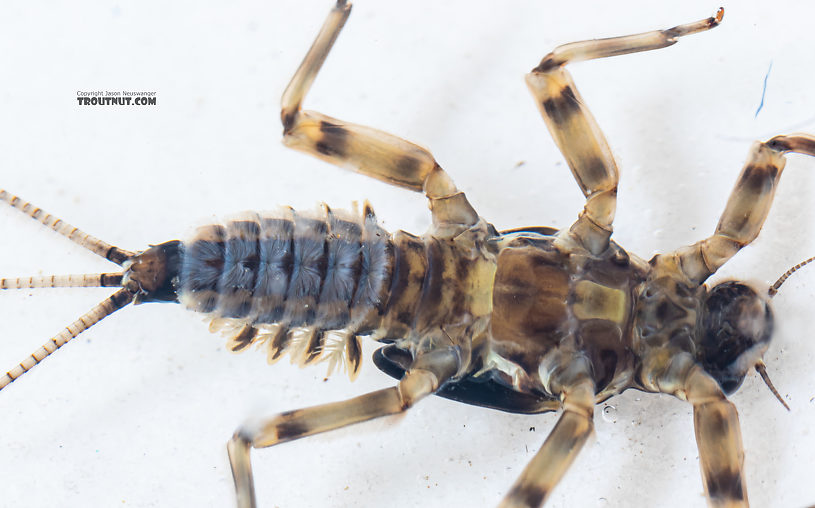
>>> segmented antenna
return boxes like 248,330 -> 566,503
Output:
0,288 -> 135,390
0,189 -> 139,390
755,361 -> 790,411
0,189 -> 135,265
768,255 -> 815,297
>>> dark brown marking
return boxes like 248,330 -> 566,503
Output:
100,273 -> 124,287
381,233 -> 427,334
740,166 -> 770,194
541,86 -> 581,125
455,255 -> 469,281
673,282 -> 691,299
346,335 -> 362,375
705,469 -> 745,501
610,248 -> 629,267
230,325 -> 258,353
396,311 -> 413,326
669,329 -> 694,353
655,299 -> 687,323
363,202 -> 376,220
383,239 -> 404,313
578,155 -> 612,190
303,330 -> 325,364
507,485 -> 548,508
105,246 -> 130,266
596,350 -> 618,390
270,327 -> 291,361
315,121 -> 349,158
532,54 -> 561,73
281,111 -> 296,134
110,288 -> 136,308
274,417 -> 311,443
704,406 -> 729,435
415,239 -> 444,330
578,320 -> 624,391
492,246 -> 571,372
739,164 -> 776,194
393,154 -> 423,181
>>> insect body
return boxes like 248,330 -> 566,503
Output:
2,2 -> 815,507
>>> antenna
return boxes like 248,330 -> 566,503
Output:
755,361 -> 790,411
768,256 -> 815,297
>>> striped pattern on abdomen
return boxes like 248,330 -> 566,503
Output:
177,203 -> 397,378
179,203 -> 393,329
177,202 -> 470,378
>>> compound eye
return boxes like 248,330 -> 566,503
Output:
699,281 -> 773,393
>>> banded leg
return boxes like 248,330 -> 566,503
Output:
685,366 -> 748,508
526,9 -> 724,255
500,357 -> 596,508
658,134 -> 815,284
280,1 -> 479,235
227,348 -> 460,508
648,352 -> 748,507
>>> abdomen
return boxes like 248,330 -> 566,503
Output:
177,205 -> 393,335
175,204 -> 490,361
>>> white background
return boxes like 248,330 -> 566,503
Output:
1,1 -> 814,507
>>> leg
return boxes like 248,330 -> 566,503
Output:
657,134 -> 815,284
526,10 -> 723,255
227,347 -> 459,508
500,356 -> 596,508
281,1 -> 478,234
676,361 -> 748,507
688,369 -> 748,508
650,353 -> 748,507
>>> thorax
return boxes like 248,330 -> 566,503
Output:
486,231 -> 650,399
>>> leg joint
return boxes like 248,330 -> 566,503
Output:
397,369 -> 439,409
230,426 -> 255,447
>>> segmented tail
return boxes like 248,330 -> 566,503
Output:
0,289 -> 134,390
0,190 -> 134,264
1,273 -> 123,289
0,189 -> 135,391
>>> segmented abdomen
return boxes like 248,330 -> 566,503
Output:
177,203 -> 477,378
179,203 -> 393,327
177,204 -> 397,375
